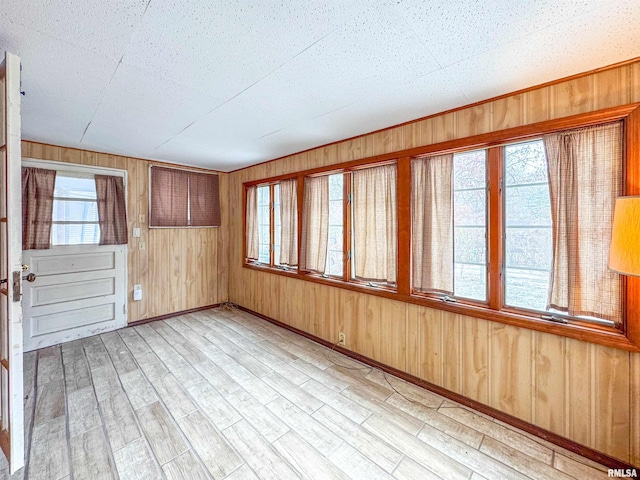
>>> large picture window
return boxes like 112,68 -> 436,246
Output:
411,122 -> 623,327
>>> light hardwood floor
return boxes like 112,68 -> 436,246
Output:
1,307 -> 612,479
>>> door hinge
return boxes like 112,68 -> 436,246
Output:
12,271 -> 21,302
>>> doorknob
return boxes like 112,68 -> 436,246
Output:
22,273 -> 36,282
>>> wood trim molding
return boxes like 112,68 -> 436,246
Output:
243,104 -> 638,188
23,141 -> 225,174
126,304 -> 221,327
236,305 -> 640,470
229,57 -> 640,175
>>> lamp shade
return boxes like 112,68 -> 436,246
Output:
609,196 -> 640,276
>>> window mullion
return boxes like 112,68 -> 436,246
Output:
296,175 -> 304,274
343,173 -> 351,282
270,184 -> 275,267
397,157 -> 411,296
488,146 -> 503,310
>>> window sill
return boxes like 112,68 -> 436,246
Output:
242,262 -> 640,352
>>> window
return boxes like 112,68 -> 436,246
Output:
51,174 -> 100,245
504,140 -> 552,311
149,166 -> 221,227
256,185 -> 271,264
243,105 -> 640,349
411,122 -> 623,327
327,174 -> 344,277
411,151 -> 487,300
23,164 -> 128,249
300,163 -> 397,287
246,179 -> 298,269
453,150 -> 487,301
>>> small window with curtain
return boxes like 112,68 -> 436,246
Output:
22,166 -> 128,249
245,179 -> 298,270
149,166 -> 221,228
300,162 -> 397,288
411,150 -> 487,301
505,121 -> 624,326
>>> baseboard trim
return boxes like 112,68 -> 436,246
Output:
127,304 -> 221,327
236,305 -> 638,470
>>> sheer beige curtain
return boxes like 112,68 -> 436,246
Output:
411,154 -> 454,294
279,178 -> 298,266
95,175 -> 128,245
246,185 -> 259,260
150,167 -> 188,226
22,167 -> 56,250
352,164 -> 397,283
543,121 -> 623,323
300,176 -> 329,272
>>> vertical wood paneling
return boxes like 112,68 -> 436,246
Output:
416,306 -> 444,386
631,352 -> 640,466
442,314 -> 462,394
461,317 -> 488,405
23,142 -> 225,322
489,325 -> 532,421
564,338 -> 593,447
532,332 -> 565,433
593,346 -> 630,462
217,173 -> 229,303
206,59 -> 640,463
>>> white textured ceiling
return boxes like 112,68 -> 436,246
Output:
1,0 -> 639,172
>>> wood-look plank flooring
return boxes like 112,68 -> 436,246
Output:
0,307 -> 612,480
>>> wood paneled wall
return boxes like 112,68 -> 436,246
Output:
21,141 -> 229,323
227,59 -> 640,464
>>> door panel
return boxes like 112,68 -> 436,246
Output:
0,51 -> 24,474
22,245 -> 126,352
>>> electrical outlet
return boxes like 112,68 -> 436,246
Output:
338,332 -> 346,346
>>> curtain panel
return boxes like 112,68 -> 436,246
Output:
352,164 -> 397,283
411,154 -> 454,294
190,172 -> 221,227
150,167 -> 189,227
543,121 -> 624,323
95,175 -> 128,245
22,167 -> 57,250
300,176 -> 329,273
279,178 -> 298,266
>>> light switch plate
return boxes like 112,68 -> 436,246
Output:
139,241 -> 146,251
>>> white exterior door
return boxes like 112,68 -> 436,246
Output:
22,245 -> 127,352
0,51 -> 24,474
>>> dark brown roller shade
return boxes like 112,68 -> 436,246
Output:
150,167 -> 188,227
189,171 -> 221,227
